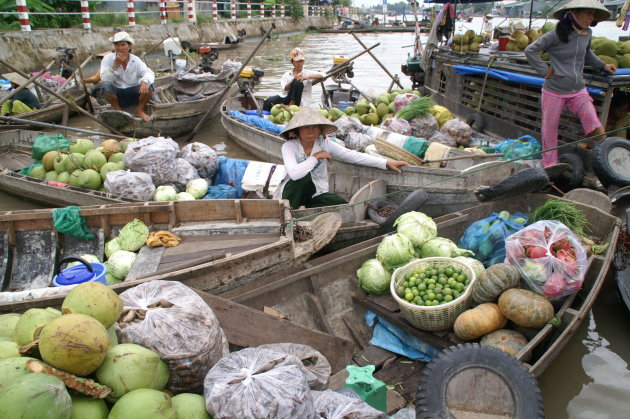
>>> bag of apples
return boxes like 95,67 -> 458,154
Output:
505,220 -> 588,300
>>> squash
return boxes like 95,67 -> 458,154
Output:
472,263 -> 521,304
453,303 -> 507,341
498,288 -> 554,328
480,329 -> 529,359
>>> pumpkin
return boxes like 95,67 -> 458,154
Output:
480,329 -> 529,360
498,288 -> 554,328
472,263 -> 521,304
453,303 -> 507,341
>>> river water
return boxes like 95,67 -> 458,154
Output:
3,18 -> 630,417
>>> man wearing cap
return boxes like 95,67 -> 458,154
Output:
482,14 -> 494,41
262,48 -> 324,111
100,31 -> 155,122
1,72 -> 41,116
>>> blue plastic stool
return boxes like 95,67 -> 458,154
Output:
344,364 -> 387,412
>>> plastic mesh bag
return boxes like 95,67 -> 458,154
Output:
104,170 -> 155,201
259,343 -> 331,390
430,105 -> 454,127
312,390 -> 387,419
203,347 -> 315,419
505,220 -> 588,299
440,118 -> 472,147
393,93 -> 419,111
333,116 -> 364,140
179,142 -> 218,180
170,158 -> 199,191
495,135 -> 542,160
345,131 -> 373,152
380,117 -> 412,136
117,280 -> 228,394
409,113 -> 439,139
19,163 -> 43,176
459,211 -> 528,267
429,131 -> 457,148
52,206 -> 94,241
31,134 -> 70,160
124,136 -> 180,171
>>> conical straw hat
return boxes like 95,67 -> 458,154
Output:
279,107 -> 337,139
553,0 -> 611,22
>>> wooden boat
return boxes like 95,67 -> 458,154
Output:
98,74 -> 237,139
0,199 -> 341,307
219,193 -> 620,408
0,87 -> 87,129
0,130 -> 132,207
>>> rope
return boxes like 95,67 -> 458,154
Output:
476,56 -> 496,112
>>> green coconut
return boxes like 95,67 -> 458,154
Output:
464,29 -> 476,43
618,54 -> 630,68
343,106 -> 356,116
107,325 -> 118,347
62,282 -> 123,328
46,307 -> 62,316
0,341 -> 20,361
594,40 -> 619,57
108,388 -> 177,419
79,169 -> 102,190
356,102 -> 370,115
119,138 -> 137,152
96,343 -> 169,402
0,313 -> 20,338
0,356 -> 35,391
39,313 -> 109,376
541,22 -> 555,34
526,29 -> 539,43
514,32 -> 530,49
100,162 -> 121,182
53,153 -> 68,174
288,104 -> 300,113
83,149 -> 107,171
69,138 -> 95,155
57,171 -> 71,184
172,393 -> 210,419
0,373 -> 71,419
69,169 -> 83,187
29,165 -> 46,179
452,34 -> 464,45
44,171 -> 58,181
108,152 -> 125,164
64,152 -> 85,172
377,93 -> 390,105
70,393 -> 109,419
316,108 -> 328,118
364,113 -> 379,125
469,42 -> 481,53
13,308 -> 60,346
598,55 -> 618,66
42,150 -> 61,171
472,35 -> 484,44
376,103 -> 389,119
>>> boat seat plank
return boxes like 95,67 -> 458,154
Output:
366,293 -> 401,313
60,228 -> 105,262
353,345 -> 396,368
0,233 -> 10,290
125,246 -> 165,280
374,358 -> 425,410
163,234 -> 277,257
7,230 -> 56,291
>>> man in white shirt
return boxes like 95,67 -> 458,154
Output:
482,14 -> 494,42
263,48 -> 324,111
100,31 -> 155,121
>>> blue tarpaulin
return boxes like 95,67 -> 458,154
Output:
229,110 -> 284,134
452,65 -> 604,95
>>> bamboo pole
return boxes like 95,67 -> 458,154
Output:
350,33 -> 404,89
0,60 -> 55,107
43,55 -> 93,106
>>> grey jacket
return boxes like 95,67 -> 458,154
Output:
524,28 -> 605,94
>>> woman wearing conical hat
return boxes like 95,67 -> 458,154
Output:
274,108 -> 409,209
524,0 -> 616,167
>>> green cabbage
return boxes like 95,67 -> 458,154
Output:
176,192 -> 195,201
376,233 -> 415,270
118,219 -> 149,252
393,211 -> 437,246
106,250 -> 137,279
421,237 -> 474,258
154,185 -> 177,201
454,256 -> 485,277
105,237 -> 122,258
67,254 -> 100,268
186,179 -> 208,199
357,259 -> 392,295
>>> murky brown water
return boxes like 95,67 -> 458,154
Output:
3,25 -> 630,417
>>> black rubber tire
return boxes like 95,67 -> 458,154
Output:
592,137 -> 630,187
366,199 -> 398,226
416,343 -> 544,419
380,189 -> 429,233
474,168 -> 549,202
465,113 -> 485,133
553,151 -> 585,192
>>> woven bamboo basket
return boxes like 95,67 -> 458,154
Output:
374,138 -> 423,166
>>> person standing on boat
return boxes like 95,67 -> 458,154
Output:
482,14 -> 494,42
274,108 -> 409,209
524,0 -> 616,167
1,72 -> 41,115
100,31 -> 155,122
262,48 -> 324,111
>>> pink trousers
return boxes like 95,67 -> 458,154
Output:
540,88 -> 601,167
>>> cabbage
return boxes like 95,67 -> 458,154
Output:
154,185 -> 177,201
106,250 -> 137,279
176,192 -> 195,201
357,259 -> 392,295
118,219 -> 149,252
454,256 -> 485,277
67,254 -> 100,268
421,237 -> 474,258
105,237 -> 122,258
186,178 -> 208,199
376,233 -> 415,270
393,211 -> 437,247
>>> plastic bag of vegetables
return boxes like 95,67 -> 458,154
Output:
459,211 -> 528,267
380,117 -> 412,136
393,93 -> 420,111
495,135 -> 542,160
505,220 -> 588,299
439,118 -> 472,147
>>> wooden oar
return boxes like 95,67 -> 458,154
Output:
0,60 -> 55,107
184,24 -> 276,143
43,55 -> 93,106
422,152 -> 505,164
312,43 -> 381,86
349,32 -> 404,90
76,60 -> 95,113
0,59 -> 124,136
0,115 -> 127,139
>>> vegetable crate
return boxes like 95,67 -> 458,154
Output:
390,257 -> 477,331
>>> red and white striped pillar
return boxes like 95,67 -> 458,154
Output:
231,0 -> 236,20
15,0 -> 30,32
127,0 -> 136,26
212,0 -> 218,20
187,0 -> 196,23
80,0 -> 91,30
280,4 -> 284,18
247,1 -> 251,19
159,1 -> 167,24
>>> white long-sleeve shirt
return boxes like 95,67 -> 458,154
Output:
279,69 -> 325,108
100,53 -> 155,88
273,137 -> 388,200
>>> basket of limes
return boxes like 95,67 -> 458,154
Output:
390,257 -> 477,331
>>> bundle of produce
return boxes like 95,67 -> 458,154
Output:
312,390 -> 386,419
439,118 -> 473,147
104,170 -> 155,201
395,95 -> 433,121
345,131 -> 373,152
118,280 -> 228,394
409,113 -> 439,139
505,220 -> 588,299
103,218 -> 149,283
429,131 -> 457,148
258,343 -> 331,390
392,93 -> 420,112
495,135 -> 541,160
332,115 -> 364,140
504,28 -> 542,52
203,347 -> 314,418
269,104 -> 300,124
451,30 -> 484,53
380,117 -> 412,135
429,105 -> 454,128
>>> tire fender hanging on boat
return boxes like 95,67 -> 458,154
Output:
592,137 -> 630,187
377,188 -> 430,232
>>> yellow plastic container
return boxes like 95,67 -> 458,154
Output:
239,67 -> 254,78
333,56 -> 348,65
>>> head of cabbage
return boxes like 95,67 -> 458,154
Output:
421,237 -> 474,258
376,233 -> 415,270
106,250 -> 137,279
154,185 -> 177,201
356,259 -> 392,295
186,178 -> 209,199
118,219 -> 149,252
176,192 -> 196,201
104,237 -> 122,258
393,211 -> 437,247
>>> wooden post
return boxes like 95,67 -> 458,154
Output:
127,0 -> 136,26
80,0 -> 91,30
159,1 -> 167,24
188,0 -> 196,23
15,0 -> 31,32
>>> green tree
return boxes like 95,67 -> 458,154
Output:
0,0 -> 54,29
285,0 -> 304,18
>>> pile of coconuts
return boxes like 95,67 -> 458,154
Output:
0,281 -> 209,419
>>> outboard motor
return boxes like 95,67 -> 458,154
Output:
401,55 -> 425,90
198,45 -> 219,73
56,47 -> 77,79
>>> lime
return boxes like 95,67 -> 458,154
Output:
445,267 -> 454,277
427,278 -> 436,285
443,288 -> 453,296
427,292 -> 436,300
432,299 -> 439,305
418,283 -> 427,291
444,295 -> 453,302
404,292 -> 414,301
